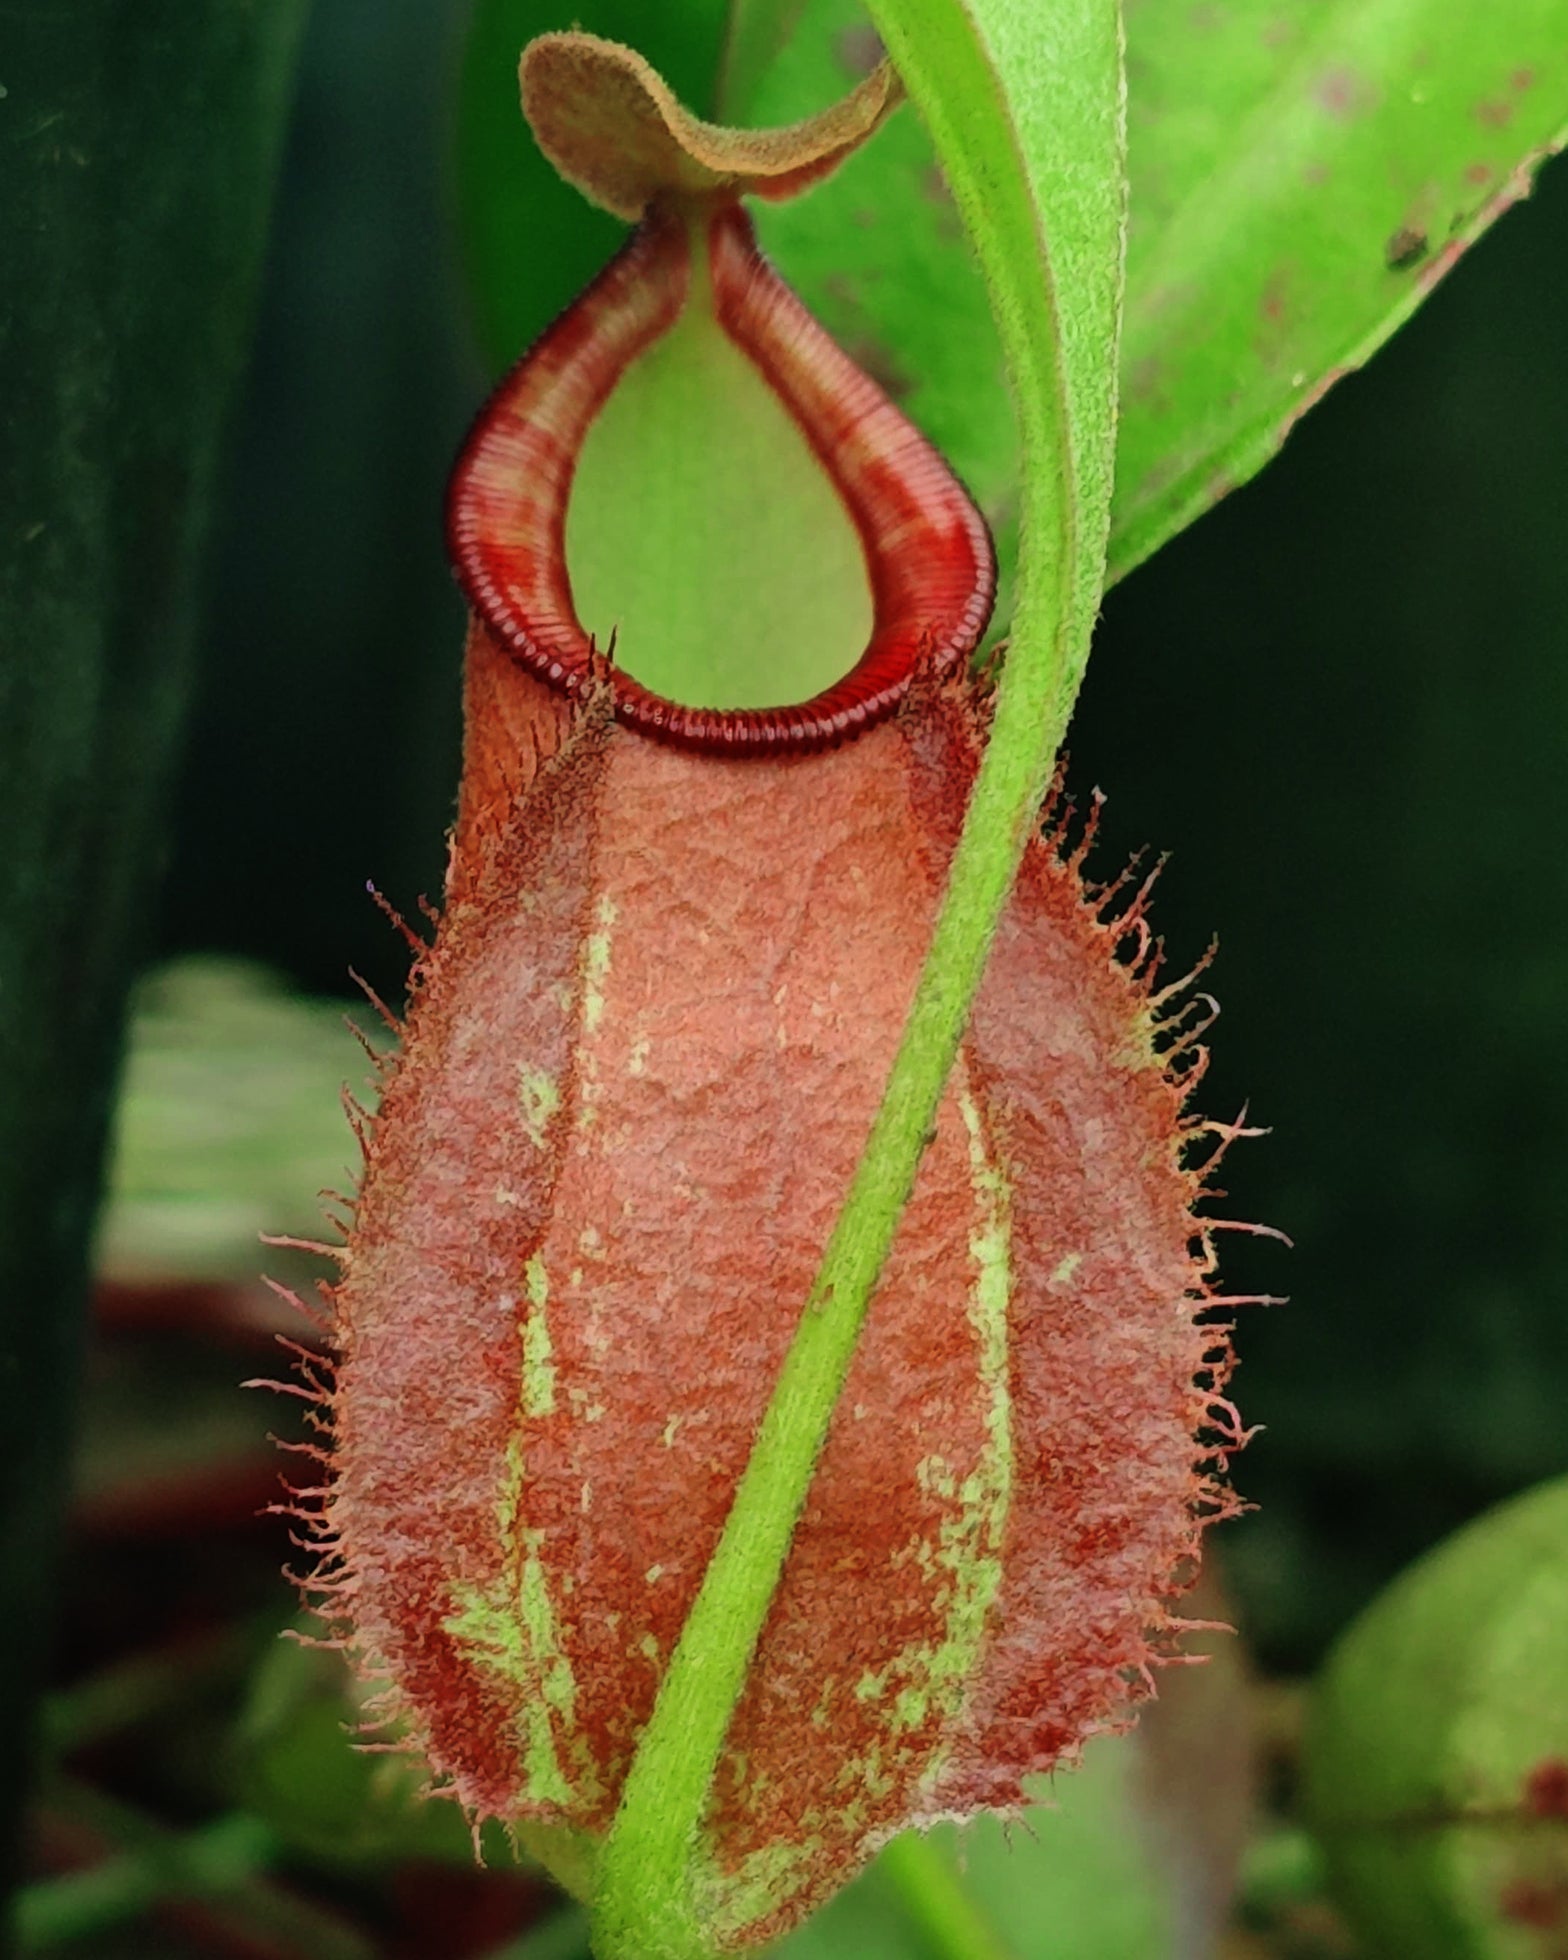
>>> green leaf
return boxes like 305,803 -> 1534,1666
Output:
0,2 -> 305,1922
101,958 -> 384,1282
14,1777 -> 371,1960
238,1640 -> 514,1872
1302,1476 -> 1568,1959
1113,0 -> 1568,580
587,0 -> 1124,1953
717,0 -> 822,116
780,1741 -> 1172,1960
723,0 -> 1568,587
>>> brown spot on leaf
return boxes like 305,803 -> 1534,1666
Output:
1512,66 -> 1536,92
1253,269 -> 1296,366
1415,154 -> 1540,294
921,163 -> 954,208
919,164 -> 963,241
1416,237 -> 1468,292
1500,1878 -> 1565,1931
1465,160 -> 1494,187
841,334 -> 915,403
1127,354 -> 1166,404
837,25 -> 885,78
1525,1758 -> 1568,1818
1385,226 -> 1428,272
1315,66 -> 1369,119
1475,96 -> 1516,130
1206,468 -> 1240,508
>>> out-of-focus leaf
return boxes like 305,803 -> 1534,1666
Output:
100,959 -> 383,1282
774,1572 -> 1255,1958
1302,1476 -> 1568,1958
73,1334 -> 275,1530
774,1736 -> 1169,1959
238,1638 -> 514,1872
718,0 -> 823,115
0,3 -> 306,1916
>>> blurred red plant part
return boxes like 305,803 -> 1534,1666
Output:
446,202 -> 993,753
1133,1561 -> 1259,1957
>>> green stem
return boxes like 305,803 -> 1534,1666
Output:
590,5 -> 1121,1954
878,1832 -> 1017,1960
480,1904 -> 592,1960
18,1779 -> 372,1960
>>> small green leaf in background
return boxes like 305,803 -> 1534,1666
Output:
100,958 -> 384,1283
1,4 -> 307,1925
1303,1475 -> 1568,1958
781,1741 -> 1169,1960
239,1639 -> 512,1872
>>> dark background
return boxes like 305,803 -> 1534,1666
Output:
154,0 -> 1568,1672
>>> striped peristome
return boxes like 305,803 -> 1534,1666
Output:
280,33 -> 1248,1953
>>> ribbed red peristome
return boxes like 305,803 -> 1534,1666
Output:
445,203 -> 994,753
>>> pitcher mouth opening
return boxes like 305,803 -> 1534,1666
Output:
445,202 -> 996,756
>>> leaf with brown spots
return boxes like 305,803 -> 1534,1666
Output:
477,0 -> 1568,601
1305,1476 -> 1568,1958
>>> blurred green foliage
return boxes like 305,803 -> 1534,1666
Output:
102,960 -> 384,1283
1,0 -> 307,1930
239,1638 -> 510,1871
1305,1477 -> 1568,1956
